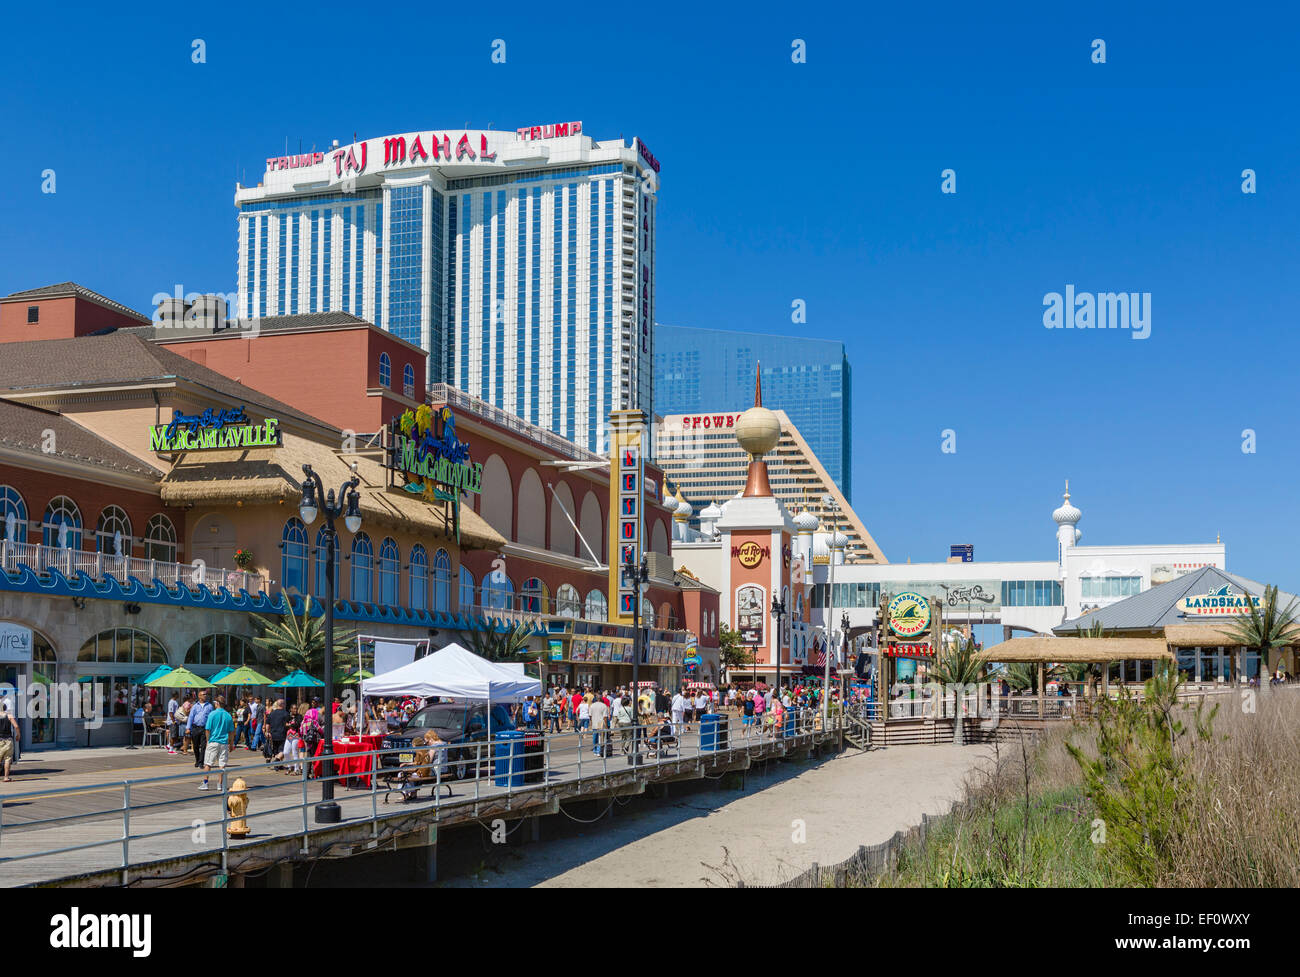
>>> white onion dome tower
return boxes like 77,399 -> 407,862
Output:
734,362 -> 782,498
794,509 -> 820,569
829,530 -> 850,565
662,482 -> 676,509
794,510 -> 820,533
1053,480 -> 1082,568
699,500 -> 723,536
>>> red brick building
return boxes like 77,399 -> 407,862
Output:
0,282 -> 151,344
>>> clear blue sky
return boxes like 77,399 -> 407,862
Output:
2,2 -> 1297,589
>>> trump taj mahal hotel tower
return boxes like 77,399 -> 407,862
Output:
237,122 -> 660,453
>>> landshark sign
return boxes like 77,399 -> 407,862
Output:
887,591 -> 932,638
1176,585 -> 1262,618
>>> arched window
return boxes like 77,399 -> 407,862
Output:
378,352 -> 391,388
520,577 -> 549,613
483,571 -> 514,611
95,506 -> 132,556
658,603 -> 675,629
43,496 -> 82,549
556,583 -> 581,618
185,633 -> 261,668
459,565 -> 475,610
378,537 -> 400,606
280,517 -> 309,594
78,628 -> 167,664
433,549 -> 452,612
0,486 -> 28,542
585,589 -> 608,622
313,526 -> 340,600
409,544 -> 428,611
350,533 -> 373,602
143,514 -> 176,562
403,363 -> 415,398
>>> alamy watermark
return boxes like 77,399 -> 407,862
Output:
1,678 -> 105,729
1043,285 -> 1151,340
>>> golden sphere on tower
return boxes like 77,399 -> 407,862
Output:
735,405 -> 781,458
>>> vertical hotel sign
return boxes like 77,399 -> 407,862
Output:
608,410 -> 647,626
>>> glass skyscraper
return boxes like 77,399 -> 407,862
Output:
236,124 -> 658,451
654,324 -> 853,500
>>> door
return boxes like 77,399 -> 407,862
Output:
191,513 -> 237,579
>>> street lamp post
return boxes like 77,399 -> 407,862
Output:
297,464 -> 361,824
770,594 -> 786,703
624,552 -> 649,766
821,494 -> 842,726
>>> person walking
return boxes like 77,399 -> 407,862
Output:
249,696 -> 264,751
615,695 -> 635,756
589,693 -> 609,756
199,695 -> 234,791
0,707 -> 16,781
186,689 -> 214,770
670,688 -> 687,736
232,697 -> 251,750
165,692 -> 180,754
265,698 -> 290,768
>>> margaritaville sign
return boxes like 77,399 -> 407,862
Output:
149,407 -> 281,452
1176,585 -> 1262,617
388,405 -> 483,496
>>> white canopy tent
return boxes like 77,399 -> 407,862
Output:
361,643 -> 540,737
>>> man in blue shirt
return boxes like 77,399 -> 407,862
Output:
200,695 -> 234,792
186,690 -> 214,770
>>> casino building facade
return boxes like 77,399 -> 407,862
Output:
236,123 -> 660,454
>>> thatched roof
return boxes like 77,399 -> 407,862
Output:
1163,623 -> 1284,647
982,636 -> 1174,664
159,432 -> 506,551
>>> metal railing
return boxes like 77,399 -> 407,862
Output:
0,710 -> 841,884
429,384 -> 605,464
0,540 -> 261,596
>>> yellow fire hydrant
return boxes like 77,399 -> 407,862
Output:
227,777 -> 250,837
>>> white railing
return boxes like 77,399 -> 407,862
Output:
428,383 -> 606,464
0,540 -> 262,596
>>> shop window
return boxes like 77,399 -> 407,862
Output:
483,571 -> 514,610
280,518 -> 309,594
556,583 -> 581,618
433,549 -> 452,612
184,633 -> 261,667
378,352 -> 391,388
0,485 -> 28,542
409,544 -> 428,611
77,628 -> 167,665
378,537 -> 400,606
313,526 -> 340,599
585,589 -> 608,622
143,514 -> 176,562
350,533 -> 374,602
43,496 -> 82,549
521,577 -> 548,613
95,506 -> 132,556
458,565 -> 475,610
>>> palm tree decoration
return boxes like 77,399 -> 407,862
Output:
249,595 -> 358,675
1005,662 -> 1038,693
464,620 -> 536,663
1222,584 -> 1300,691
930,634 -> 988,745
1064,619 -> 1107,697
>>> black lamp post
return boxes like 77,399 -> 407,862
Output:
770,594 -> 786,701
623,552 -> 649,766
298,463 -> 361,824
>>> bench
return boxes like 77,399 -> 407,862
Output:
380,767 -> 453,803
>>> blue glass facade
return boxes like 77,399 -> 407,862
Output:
387,185 -> 424,348
654,325 -> 854,501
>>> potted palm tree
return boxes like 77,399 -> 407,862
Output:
1223,584 -> 1300,693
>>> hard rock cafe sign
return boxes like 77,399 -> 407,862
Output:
733,541 -> 766,569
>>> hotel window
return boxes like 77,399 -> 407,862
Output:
378,537 -> 400,606
409,544 -> 428,611
350,533 -> 374,603
433,549 -> 452,612
379,352 -> 391,389
27,306 -> 39,324
313,526 -> 339,599
403,363 -> 415,399
458,565 -> 475,610
95,506 -> 132,556
280,518 -> 309,594
0,485 -> 29,542
585,589 -> 608,622
43,496 -> 82,549
143,514 -> 176,562
1001,580 -> 1065,606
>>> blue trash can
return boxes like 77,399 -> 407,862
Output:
783,707 -> 797,738
493,730 -> 526,787
700,711 -> 721,752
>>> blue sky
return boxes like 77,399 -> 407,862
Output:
2,2 -> 1298,588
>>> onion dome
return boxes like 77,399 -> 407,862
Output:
830,530 -> 850,551
1052,481 -> 1082,526
700,500 -> 723,521
794,510 -> 820,532
673,489 -> 693,522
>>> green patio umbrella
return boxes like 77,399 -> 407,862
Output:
220,665 -> 273,686
209,666 -> 236,684
145,667 -> 212,689
268,669 -> 324,688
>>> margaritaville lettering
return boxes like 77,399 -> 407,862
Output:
390,405 -> 482,495
150,415 -> 281,452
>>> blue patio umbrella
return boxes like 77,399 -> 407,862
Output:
136,664 -> 173,686
209,666 -> 236,685
268,669 -> 325,688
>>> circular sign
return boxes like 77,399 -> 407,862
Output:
737,541 -> 765,569
888,592 -> 932,638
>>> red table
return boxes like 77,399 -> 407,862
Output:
311,734 -> 385,787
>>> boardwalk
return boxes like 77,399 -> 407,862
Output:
0,717 -> 839,887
